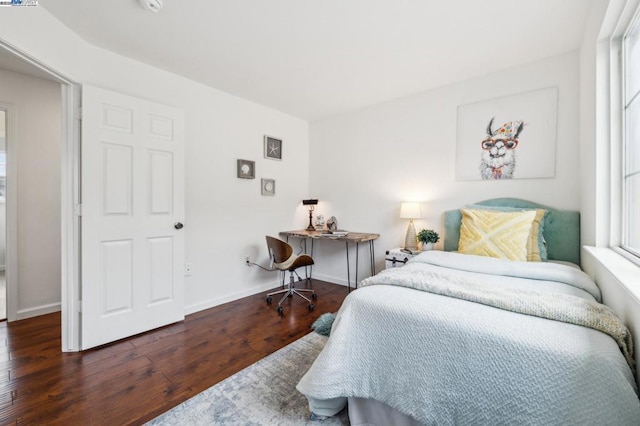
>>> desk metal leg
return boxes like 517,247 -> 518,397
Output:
282,236 -> 291,288
355,242 -> 359,289
369,240 -> 375,276
345,242 -> 361,291
345,241 -> 351,292
309,238 -> 314,280
301,238 -> 309,279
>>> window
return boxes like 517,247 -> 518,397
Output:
622,16 -> 640,257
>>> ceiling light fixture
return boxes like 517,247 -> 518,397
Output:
138,0 -> 163,13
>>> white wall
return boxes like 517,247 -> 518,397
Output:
0,67 -> 61,317
309,52 -> 581,284
0,7 -> 309,315
579,1 -> 603,248
580,0 -> 617,248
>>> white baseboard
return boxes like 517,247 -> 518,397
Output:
11,276 -> 351,322
184,280 -> 281,316
183,273 -> 358,316
182,270 -> 369,317
309,273 -> 353,288
16,301 -> 61,320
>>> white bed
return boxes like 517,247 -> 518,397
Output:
296,199 -> 640,425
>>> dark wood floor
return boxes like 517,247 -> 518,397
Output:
0,280 -> 348,425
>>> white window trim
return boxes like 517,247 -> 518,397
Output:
610,1 -> 640,261
612,246 -> 640,267
611,33 -> 623,249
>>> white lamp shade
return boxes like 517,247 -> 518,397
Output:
400,202 -> 422,219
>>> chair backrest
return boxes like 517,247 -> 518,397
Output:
265,236 -> 293,264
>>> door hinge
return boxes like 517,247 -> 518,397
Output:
76,107 -> 83,121
74,204 -> 82,217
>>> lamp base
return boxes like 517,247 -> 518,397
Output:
404,220 -> 418,251
306,208 -> 315,231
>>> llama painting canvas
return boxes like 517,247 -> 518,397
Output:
479,118 -> 524,180
456,87 -> 557,181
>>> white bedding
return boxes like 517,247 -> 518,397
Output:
297,251 -> 640,425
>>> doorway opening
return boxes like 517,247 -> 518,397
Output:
0,109 -> 5,321
0,41 -> 80,350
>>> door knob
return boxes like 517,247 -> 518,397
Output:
174,222 -> 184,230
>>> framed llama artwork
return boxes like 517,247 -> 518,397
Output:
455,87 -> 558,181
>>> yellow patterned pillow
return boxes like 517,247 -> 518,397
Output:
468,206 -> 547,262
524,209 -> 545,262
458,209 -> 537,261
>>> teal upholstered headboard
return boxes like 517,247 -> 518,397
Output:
443,198 -> 581,265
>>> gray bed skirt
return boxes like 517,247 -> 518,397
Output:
348,397 -> 423,426
308,395 -> 422,425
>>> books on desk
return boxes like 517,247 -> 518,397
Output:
321,230 -> 349,237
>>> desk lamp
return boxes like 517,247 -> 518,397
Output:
303,199 -> 318,231
400,202 -> 422,251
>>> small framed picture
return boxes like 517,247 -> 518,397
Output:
237,159 -> 255,179
261,178 -> 276,196
264,135 -> 282,160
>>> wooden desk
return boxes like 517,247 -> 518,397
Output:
279,230 -> 380,291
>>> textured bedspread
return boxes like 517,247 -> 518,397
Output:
297,251 -> 640,425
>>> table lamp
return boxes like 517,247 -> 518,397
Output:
303,199 -> 318,231
400,202 -> 422,251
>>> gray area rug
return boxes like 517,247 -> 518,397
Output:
147,332 -> 349,425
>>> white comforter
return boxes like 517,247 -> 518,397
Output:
297,251 -> 640,425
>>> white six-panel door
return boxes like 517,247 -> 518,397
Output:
81,86 -> 185,349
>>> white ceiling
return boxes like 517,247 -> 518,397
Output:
38,0 -> 594,121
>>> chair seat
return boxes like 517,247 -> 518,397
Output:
275,253 -> 314,271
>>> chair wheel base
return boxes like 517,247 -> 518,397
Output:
277,306 -> 284,314
312,293 -> 318,300
266,296 -> 272,304
309,304 -> 315,311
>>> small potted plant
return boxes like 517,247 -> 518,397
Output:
417,229 -> 439,251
